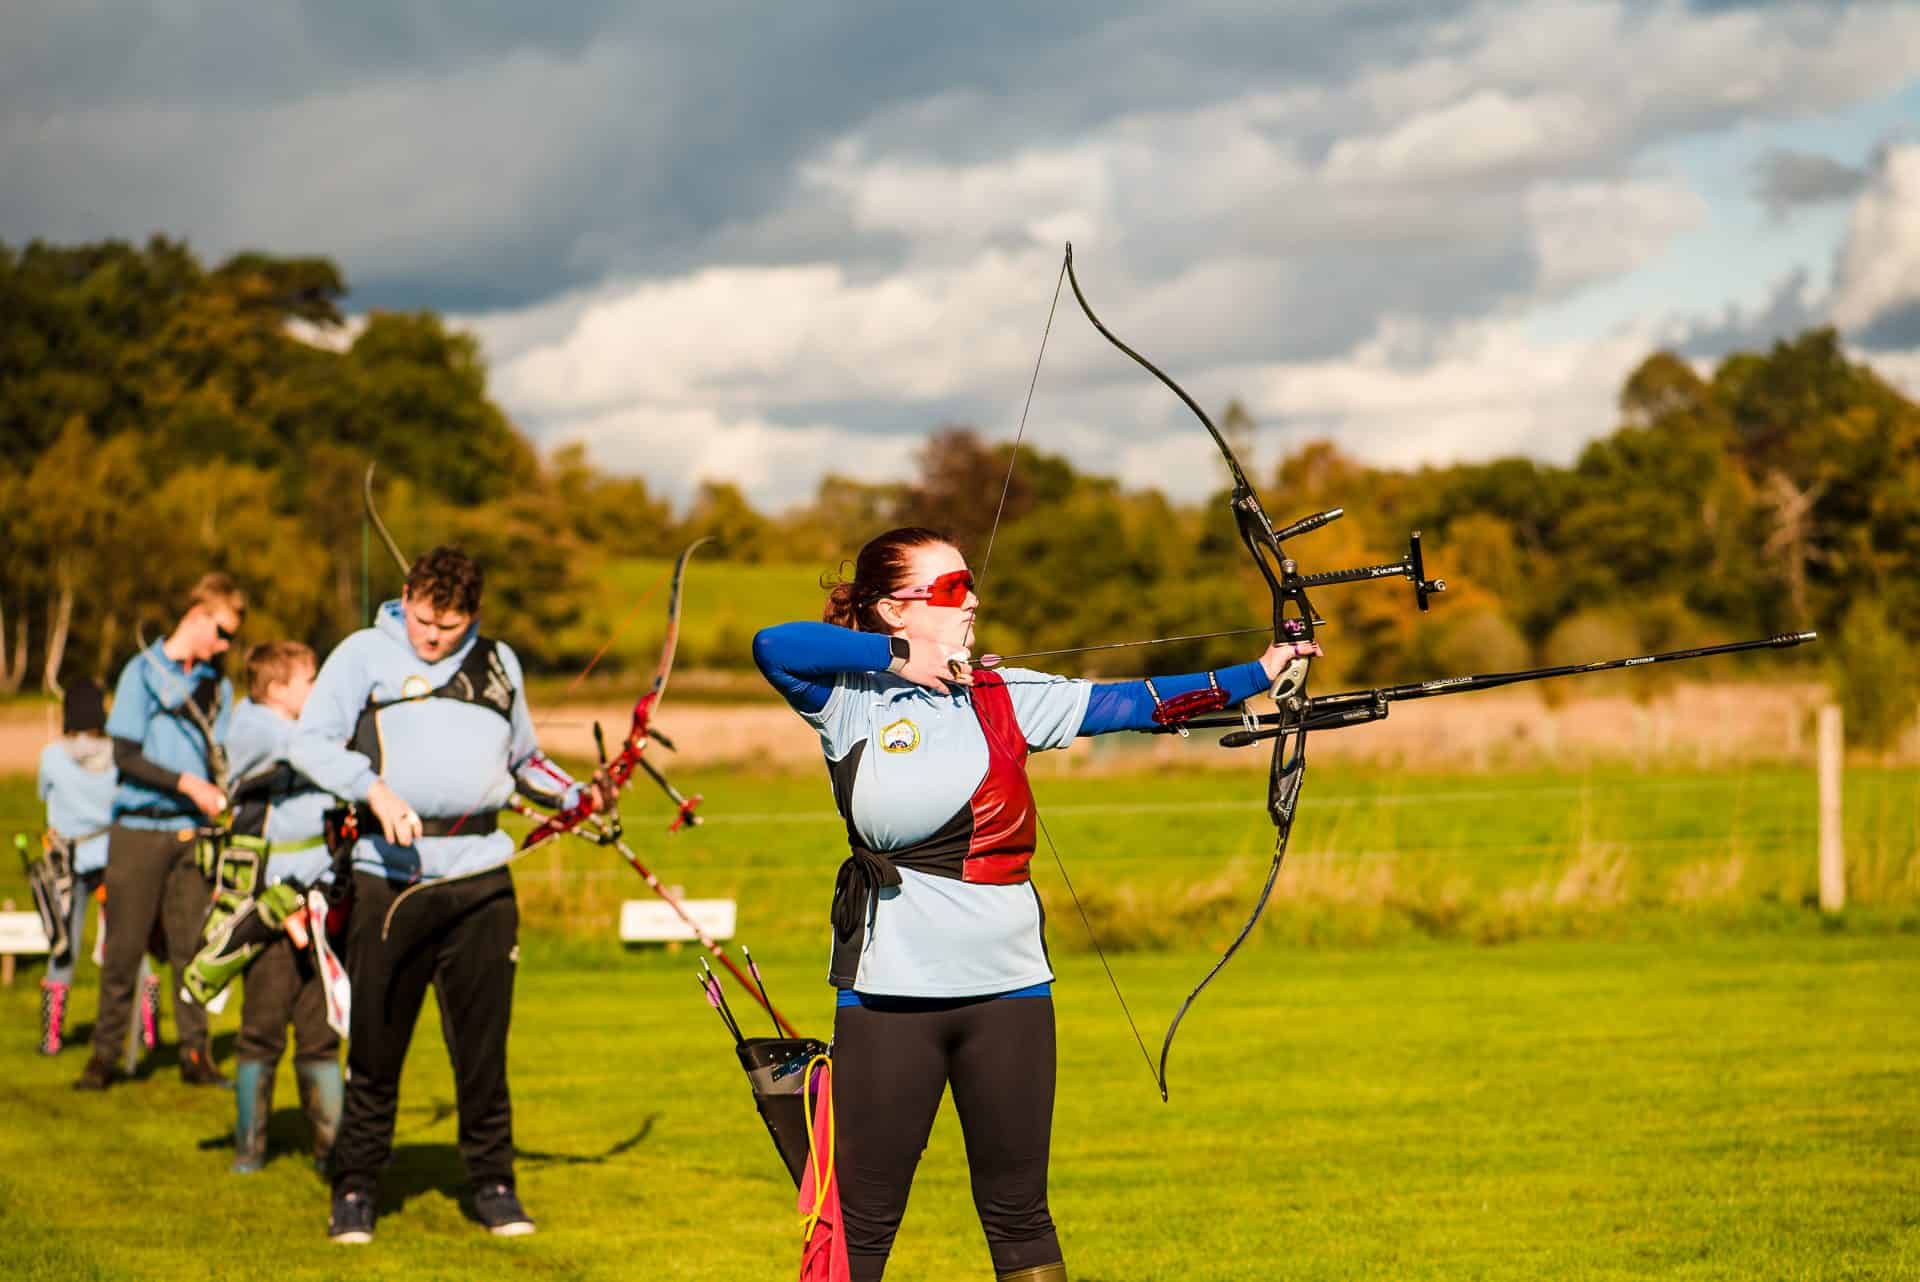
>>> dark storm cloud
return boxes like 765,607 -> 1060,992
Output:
1675,267 -> 1819,358
1,1 -> 1483,310
1752,148 -> 1869,215
1855,301 -> 1920,350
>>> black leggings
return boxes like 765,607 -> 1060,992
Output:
833,994 -> 1061,1281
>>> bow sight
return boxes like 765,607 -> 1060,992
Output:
1279,513 -> 1445,611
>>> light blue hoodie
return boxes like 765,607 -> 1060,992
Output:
106,640 -> 233,830
291,600 -> 577,882
38,736 -> 118,875
224,698 -> 336,888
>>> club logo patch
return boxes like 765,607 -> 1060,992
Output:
880,718 -> 921,754
401,674 -> 432,699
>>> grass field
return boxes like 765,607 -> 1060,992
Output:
0,764 -> 1915,1280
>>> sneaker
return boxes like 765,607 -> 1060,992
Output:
328,1188 -> 376,1244
180,1047 -> 231,1087
473,1182 -> 536,1237
72,1055 -> 118,1091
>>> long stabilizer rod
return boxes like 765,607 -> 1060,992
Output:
1181,631 -> 1818,746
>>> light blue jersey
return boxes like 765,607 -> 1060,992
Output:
803,666 -> 1090,998
757,620 -> 1274,1001
37,736 -> 117,875
292,600 -> 576,883
224,698 -> 336,887
106,640 -> 233,830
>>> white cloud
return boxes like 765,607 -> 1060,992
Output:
552,405 -> 922,512
1527,179 -> 1708,295
480,247 -> 1064,419
1233,313 -> 1664,468
1325,88 -> 1598,184
1828,143 -> 1920,335
1862,347 -> 1920,400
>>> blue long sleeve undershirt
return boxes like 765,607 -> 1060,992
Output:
751,621 -> 1270,734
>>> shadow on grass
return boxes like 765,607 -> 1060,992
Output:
521,1114 -> 658,1166
189,1097 -> 661,1222
53,1023 -> 236,1065
380,1118 -> 659,1225
195,1105 -> 332,1173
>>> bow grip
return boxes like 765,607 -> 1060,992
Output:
1270,655 -> 1309,708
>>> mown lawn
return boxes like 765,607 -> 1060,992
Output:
0,764 -> 1915,1280
0,931 -> 1914,1281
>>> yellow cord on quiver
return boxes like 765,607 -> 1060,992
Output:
800,1053 -> 835,1243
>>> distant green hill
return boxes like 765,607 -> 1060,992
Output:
567,556 -> 829,677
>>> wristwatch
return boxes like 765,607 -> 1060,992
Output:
887,635 -> 911,674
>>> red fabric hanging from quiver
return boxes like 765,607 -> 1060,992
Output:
797,1056 -> 849,1282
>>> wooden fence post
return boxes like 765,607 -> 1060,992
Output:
1,899 -> 13,987
1817,705 -> 1845,913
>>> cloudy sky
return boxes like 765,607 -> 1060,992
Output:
6,1 -> 1918,510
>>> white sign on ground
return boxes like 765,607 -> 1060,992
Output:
619,898 -> 736,944
0,911 -> 50,956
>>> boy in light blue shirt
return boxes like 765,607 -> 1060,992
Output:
209,640 -> 344,1175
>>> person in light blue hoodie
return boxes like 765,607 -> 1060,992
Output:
33,678 -> 117,1055
76,573 -> 244,1091
207,640 -> 344,1175
293,545 -> 592,1245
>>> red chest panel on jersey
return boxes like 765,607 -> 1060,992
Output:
961,670 -> 1037,884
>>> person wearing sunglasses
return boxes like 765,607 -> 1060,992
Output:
75,572 -> 246,1091
752,526 -> 1319,1282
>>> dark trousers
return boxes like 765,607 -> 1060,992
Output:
237,934 -> 339,1066
833,995 -> 1061,1281
91,824 -> 212,1061
332,868 -> 519,1195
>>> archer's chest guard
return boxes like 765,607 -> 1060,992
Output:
827,670 -> 1038,987
348,637 -> 517,773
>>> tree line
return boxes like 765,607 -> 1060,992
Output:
3,239 -> 1916,742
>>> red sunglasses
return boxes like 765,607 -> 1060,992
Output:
889,569 -> 976,607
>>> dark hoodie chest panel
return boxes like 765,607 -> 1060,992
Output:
349,638 -> 516,774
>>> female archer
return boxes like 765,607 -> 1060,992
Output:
752,525 -> 1317,1282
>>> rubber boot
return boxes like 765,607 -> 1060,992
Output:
997,1264 -> 1068,1282
232,1059 -> 273,1173
296,1059 -> 344,1176
39,980 -> 68,1055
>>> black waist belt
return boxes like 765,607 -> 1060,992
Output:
351,806 -> 498,838
831,848 -> 901,943
828,847 -> 906,989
